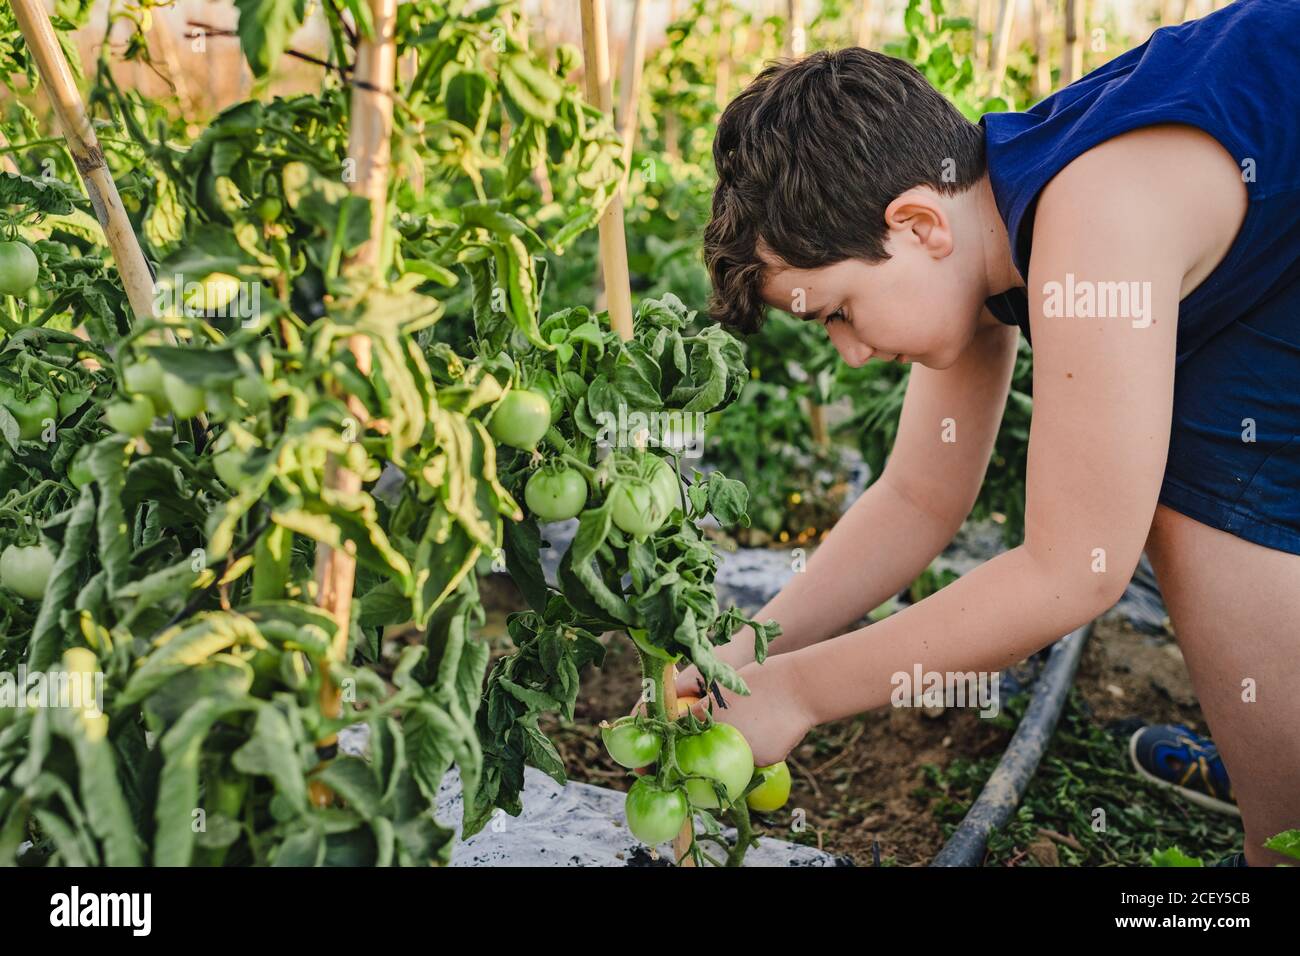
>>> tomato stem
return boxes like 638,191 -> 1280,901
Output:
724,800 -> 756,868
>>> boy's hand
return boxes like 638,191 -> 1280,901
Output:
689,655 -> 816,767
672,624 -> 758,699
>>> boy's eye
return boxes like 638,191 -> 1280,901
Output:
824,309 -> 847,325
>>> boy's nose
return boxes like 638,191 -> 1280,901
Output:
835,337 -> 874,368
826,324 -> 873,367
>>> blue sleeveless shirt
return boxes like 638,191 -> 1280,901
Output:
977,0 -> 1300,555
979,0 -> 1300,363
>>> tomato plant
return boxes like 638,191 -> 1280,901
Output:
0,0 -> 632,868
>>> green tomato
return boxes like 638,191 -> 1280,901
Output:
524,466 -> 587,522
104,394 -> 155,437
677,722 -> 754,809
2,390 -> 57,441
186,272 -> 242,314
601,716 -> 662,770
624,779 -> 688,846
163,373 -> 206,419
609,480 -> 667,539
62,646 -> 99,679
746,761 -> 792,813
530,370 -> 564,424
255,197 -> 282,223
123,358 -> 167,409
647,456 -> 681,514
0,240 -> 39,297
0,541 -> 55,600
488,389 -> 551,450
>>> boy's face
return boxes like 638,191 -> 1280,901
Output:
758,188 -> 986,369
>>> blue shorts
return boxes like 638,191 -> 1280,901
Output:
1159,269 -> 1300,556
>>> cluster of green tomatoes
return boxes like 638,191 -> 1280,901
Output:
93,346 -> 273,490
487,386 -> 681,537
603,699 -> 793,848
0,240 -> 64,602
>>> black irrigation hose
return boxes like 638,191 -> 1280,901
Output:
930,620 -> 1094,867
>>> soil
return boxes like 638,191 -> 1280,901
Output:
523,606 -> 1213,867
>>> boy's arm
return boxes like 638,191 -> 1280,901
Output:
712,143 -> 1203,765
682,317 -> 1019,683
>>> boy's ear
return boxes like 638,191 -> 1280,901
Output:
884,187 -> 954,258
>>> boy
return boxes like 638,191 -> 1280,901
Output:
683,0 -> 1298,865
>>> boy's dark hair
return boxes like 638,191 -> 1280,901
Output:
704,48 -> 986,333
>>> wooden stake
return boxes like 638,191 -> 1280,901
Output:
785,0 -> 806,58
581,0 -> 689,864
10,0 -> 157,323
1031,0 -> 1053,100
714,6 -> 732,110
310,0 -> 396,807
149,11 -> 197,122
987,0 -> 1015,97
856,0 -> 875,49
974,0 -> 989,68
0,130 -> 20,176
617,0 -> 647,187
664,0 -> 682,161
1062,0 -> 1084,85
579,0 -> 633,339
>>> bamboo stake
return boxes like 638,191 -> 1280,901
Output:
987,0 -> 1015,97
0,131 -> 19,176
149,11 -> 196,121
856,0 -> 874,49
973,0 -> 989,68
309,0 -> 396,807
580,0 -> 633,338
540,0 -> 559,50
10,0 -> 157,323
714,6 -> 732,110
616,0 -> 647,186
580,0 -> 690,865
785,0 -> 806,58
1031,0 -> 1053,100
1062,0 -> 1084,85
1160,0 -> 1189,25
661,0 -> 682,161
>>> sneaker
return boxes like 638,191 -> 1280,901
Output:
1211,851 -> 1249,867
1129,724 -> 1241,817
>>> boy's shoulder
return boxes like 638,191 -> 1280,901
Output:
1035,124 -> 1248,300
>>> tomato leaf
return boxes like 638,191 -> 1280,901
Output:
233,0 -> 309,78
